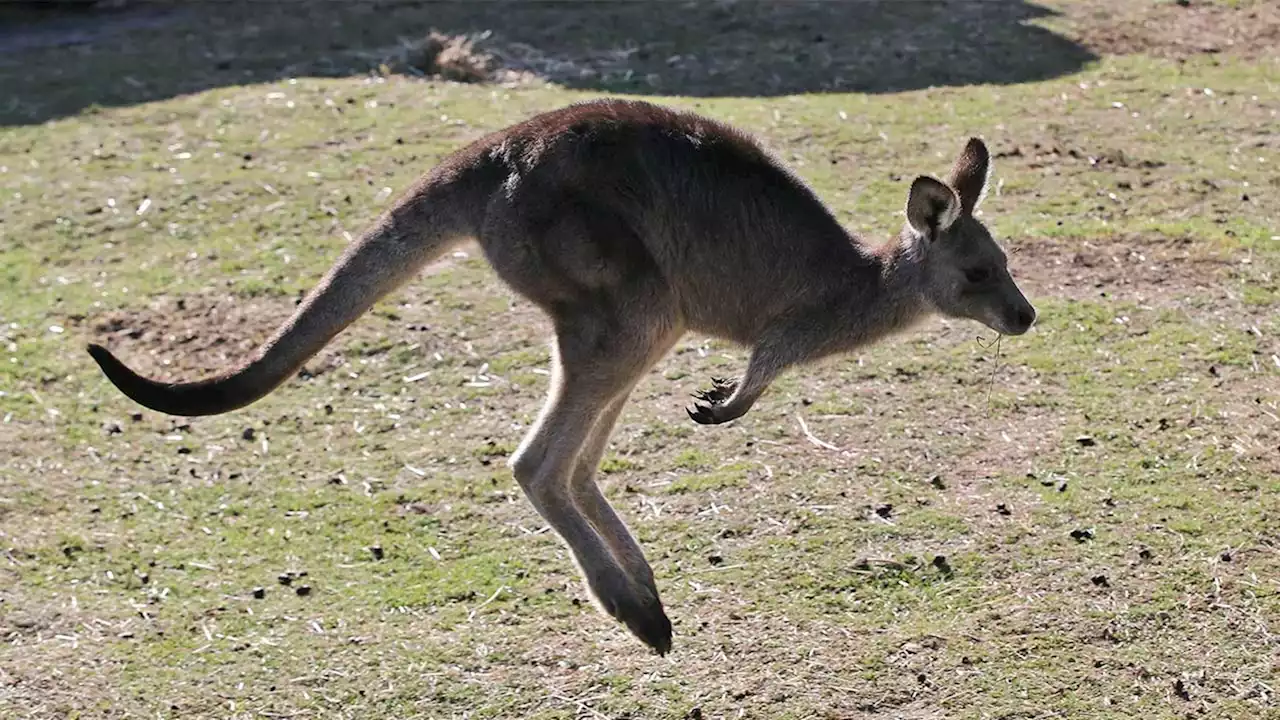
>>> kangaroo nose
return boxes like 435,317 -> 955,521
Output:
1015,307 -> 1036,331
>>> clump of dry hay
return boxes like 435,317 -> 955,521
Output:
381,30 -> 542,85
404,30 -> 495,83
368,28 -> 631,87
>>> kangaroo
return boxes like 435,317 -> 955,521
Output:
88,98 -> 1036,655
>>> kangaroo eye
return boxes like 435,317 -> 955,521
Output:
965,267 -> 992,284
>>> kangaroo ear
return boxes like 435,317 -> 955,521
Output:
906,176 -> 960,240
948,137 -> 991,215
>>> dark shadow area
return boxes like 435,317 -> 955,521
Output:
0,0 -> 1097,127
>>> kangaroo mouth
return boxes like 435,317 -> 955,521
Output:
985,307 -> 1036,336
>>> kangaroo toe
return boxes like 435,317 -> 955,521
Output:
587,570 -> 674,655
687,377 -> 741,425
686,402 -> 722,424
623,594 -> 673,655
697,376 -> 738,403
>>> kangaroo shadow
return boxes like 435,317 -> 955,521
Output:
0,1 -> 1096,127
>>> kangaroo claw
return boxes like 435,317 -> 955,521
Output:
686,376 -> 739,425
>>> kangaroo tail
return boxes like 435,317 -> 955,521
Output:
88,180 -> 479,416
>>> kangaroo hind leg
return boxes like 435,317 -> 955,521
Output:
510,305 -> 680,654
568,338 -> 676,599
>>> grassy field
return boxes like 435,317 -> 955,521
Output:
1,1 -> 1277,718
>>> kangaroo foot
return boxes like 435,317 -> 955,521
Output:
586,566 -> 674,655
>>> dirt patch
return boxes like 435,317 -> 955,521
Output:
1009,234 -> 1245,308
70,293 -> 346,381
938,405 -> 1064,485
1205,384 -> 1280,478
1059,0 -> 1280,60
0,2 -> 185,56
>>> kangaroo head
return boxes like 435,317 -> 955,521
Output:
903,138 -> 1037,336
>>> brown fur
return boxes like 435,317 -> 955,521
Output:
87,98 -> 1037,654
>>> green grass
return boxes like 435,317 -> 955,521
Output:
2,2 -> 1279,719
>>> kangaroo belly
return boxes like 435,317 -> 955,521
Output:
479,180 -> 665,314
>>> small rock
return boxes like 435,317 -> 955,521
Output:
1139,548 -> 1154,561
176,447 -> 192,455
242,427 -> 256,441
1091,575 -> 1109,587
929,474 -> 946,489
1057,480 -> 1069,493
874,504 -> 893,519
1075,435 -> 1097,447
295,585 -> 312,597
277,573 -> 294,586
1071,528 -> 1095,542
369,545 -> 385,561
130,412 -> 143,422
10,614 -> 37,629
252,587 -> 265,599
707,553 -> 723,566
1220,550 -> 1232,562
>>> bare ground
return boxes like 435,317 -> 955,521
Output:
1057,0 -> 1280,60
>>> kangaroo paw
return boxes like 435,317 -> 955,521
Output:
686,376 -> 740,425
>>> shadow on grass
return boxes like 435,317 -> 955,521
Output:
0,0 -> 1096,127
